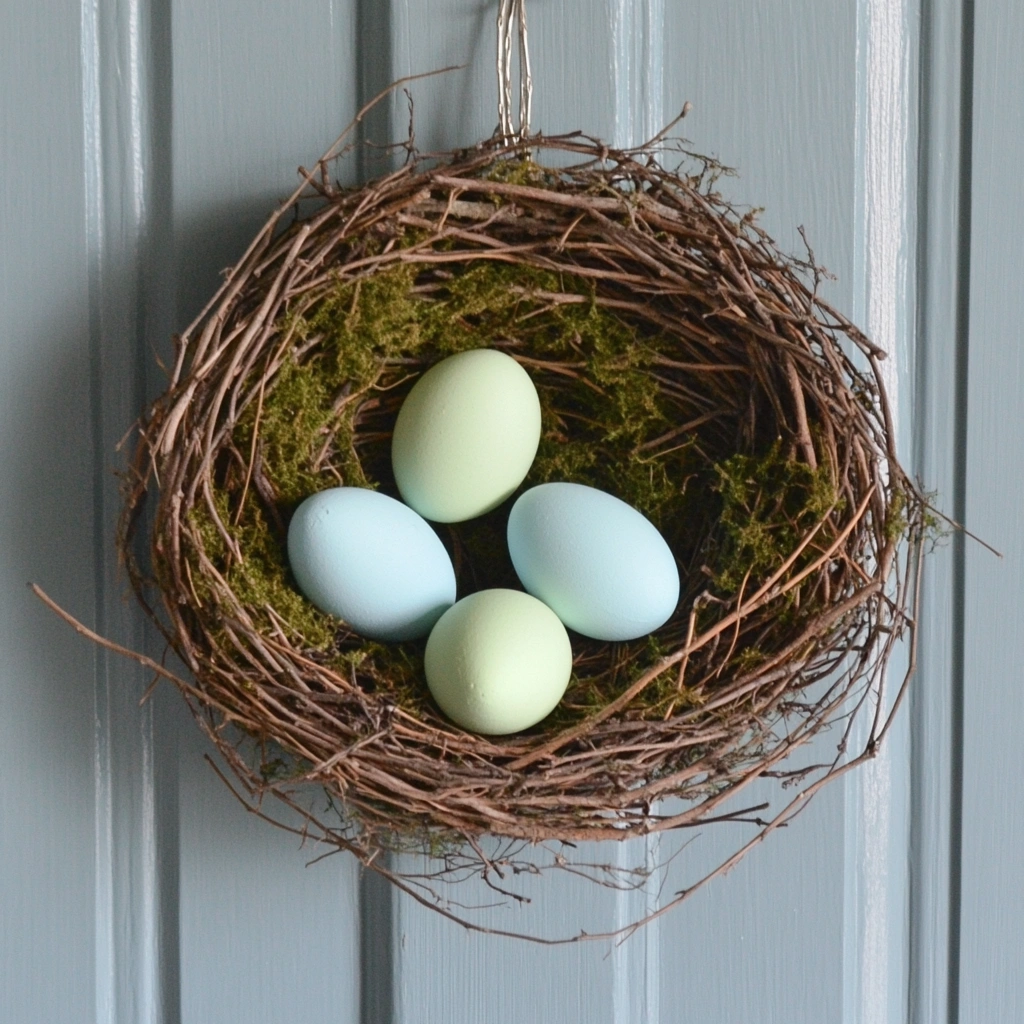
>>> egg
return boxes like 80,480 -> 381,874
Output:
391,348 -> 542,523
507,482 -> 680,641
424,589 -> 572,735
287,487 -> 456,641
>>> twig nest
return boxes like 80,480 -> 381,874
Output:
120,129 -> 927,937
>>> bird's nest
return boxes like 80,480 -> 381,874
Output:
115,123 -> 927,942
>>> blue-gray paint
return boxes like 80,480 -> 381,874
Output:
3,0 -> 1023,1021
844,0 -> 916,1020
176,726 -> 361,1024
961,1 -> 1024,1021
1,1 -> 100,1022
910,3 -> 974,1023
84,0 -> 179,1019
660,5 -> 855,1021
170,2 -> 365,1023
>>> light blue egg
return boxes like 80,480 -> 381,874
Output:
507,482 -> 680,641
287,487 -> 456,641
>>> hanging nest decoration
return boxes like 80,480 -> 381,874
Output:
79,8 -> 929,942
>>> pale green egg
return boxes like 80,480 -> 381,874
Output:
424,589 -> 573,735
391,348 -> 541,523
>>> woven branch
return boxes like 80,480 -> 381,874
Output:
116,124 -> 927,943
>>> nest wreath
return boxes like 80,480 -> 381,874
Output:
115,110 -> 927,938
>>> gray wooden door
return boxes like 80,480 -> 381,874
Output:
3,1 -> 1021,1021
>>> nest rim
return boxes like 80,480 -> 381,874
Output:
117,122 -> 927,940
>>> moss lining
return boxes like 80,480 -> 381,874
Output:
190,258 -> 844,726
711,441 -> 841,593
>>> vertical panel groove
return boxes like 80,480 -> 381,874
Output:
846,0 -> 915,1019
83,0 -> 119,1016
910,4 -> 934,1021
908,0 -> 975,1019
85,0 -> 178,1018
610,6 -> 663,1021
356,0 -> 394,181
360,868 -> 396,1024
611,0 -> 664,148
611,833 -> 661,1024
947,3 -> 975,1020
356,4 -> 397,1021
82,0 -> 114,1010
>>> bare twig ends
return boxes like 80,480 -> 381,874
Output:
51,117 -> 931,942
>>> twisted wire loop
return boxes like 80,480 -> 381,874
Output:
497,0 -> 533,141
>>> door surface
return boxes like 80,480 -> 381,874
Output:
2,2 -> 1021,1022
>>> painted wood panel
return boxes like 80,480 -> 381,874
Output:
170,1 -> 365,1022
910,3 -> 973,1021
383,7 -> 653,1018
0,2 -> 99,1022
960,1 -> 1024,1021
5,0 -> 1024,1020
382,3 -> 916,1023
658,5 -> 858,1017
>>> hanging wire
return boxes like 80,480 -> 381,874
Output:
497,0 -> 533,141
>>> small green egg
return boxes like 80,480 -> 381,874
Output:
391,348 -> 541,523
424,589 -> 572,735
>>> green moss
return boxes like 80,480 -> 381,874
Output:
711,441 -> 842,594
483,156 -> 555,187
189,490 -> 335,649
189,256 -> 845,725
885,487 -> 909,543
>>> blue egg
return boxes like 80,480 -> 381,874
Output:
287,487 -> 456,641
507,482 -> 680,641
